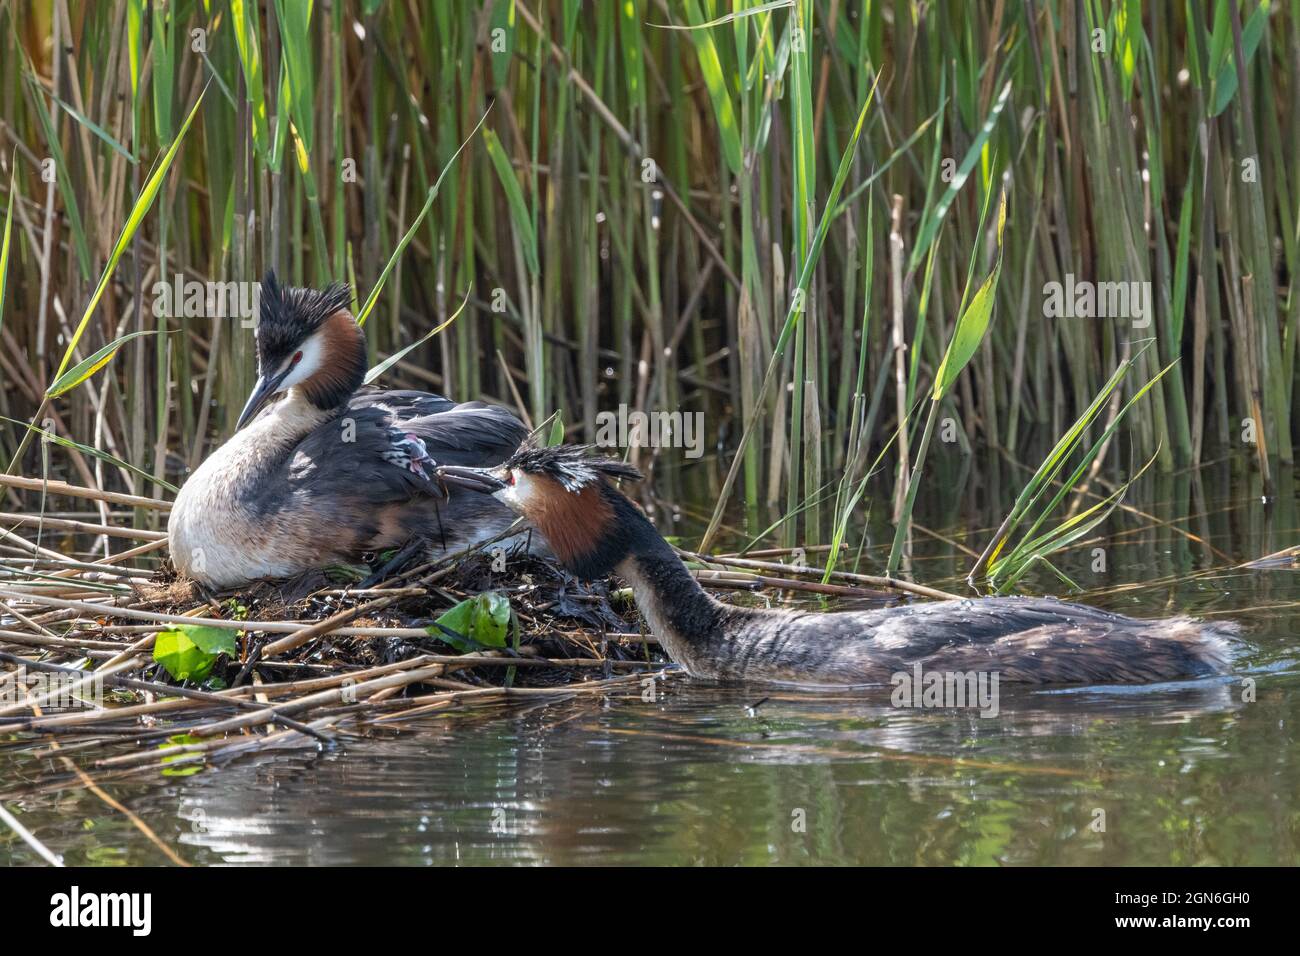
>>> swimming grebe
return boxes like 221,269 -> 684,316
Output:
437,444 -> 1237,686
168,274 -> 528,589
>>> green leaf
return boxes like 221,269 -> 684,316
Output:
1170,178 -> 1195,344
231,0 -> 272,164
0,413 -> 178,492
972,347 -> 1171,587
932,188 -> 1008,400
483,127 -> 538,276
46,330 -> 168,399
547,409 -> 566,446
356,109 -> 489,327
833,104 -> 943,216
42,89 -> 136,163
271,60 -> 292,169
159,734 -> 204,777
488,0 -> 515,87
988,451 -> 1159,593
364,290 -> 468,384
909,80 -> 1012,272
1114,0 -> 1143,101
22,68 -> 92,279
151,0 -> 176,141
428,593 -> 512,652
699,75 -> 880,551
1209,0 -> 1268,116
51,88 -> 206,384
355,183 -> 437,329
153,624 -> 238,682
650,0 -> 792,30
125,0 -> 144,101
680,0 -> 744,175
273,0 -> 315,152
0,167 -> 15,339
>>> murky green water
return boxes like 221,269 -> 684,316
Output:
2,457 -> 1297,865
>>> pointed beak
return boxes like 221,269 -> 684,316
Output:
436,465 -> 507,494
235,368 -> 289,430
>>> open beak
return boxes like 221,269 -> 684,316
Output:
235,368 -> 290,430
436,465 -> 507,494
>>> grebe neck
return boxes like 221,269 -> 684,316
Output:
610,504 -> 733,669
214,387 -> 335,496
299,313 -> 367,413
247,386 -> 335,445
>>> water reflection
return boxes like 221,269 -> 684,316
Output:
148,669 -> 1290,866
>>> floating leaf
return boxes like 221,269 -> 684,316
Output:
159,734 -> 204,777
153,624 -> 237,682
428,593 -> 512,651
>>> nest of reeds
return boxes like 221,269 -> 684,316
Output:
140,546 -> 654,680
0,537 -> 682,776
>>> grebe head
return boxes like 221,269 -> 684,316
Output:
237,273 -> 365,428
437,442 -> 645,577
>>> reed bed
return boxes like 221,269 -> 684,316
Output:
1,1 -> 1292,545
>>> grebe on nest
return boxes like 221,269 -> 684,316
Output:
438,443 -> 1237,686
168,274 -> 528,590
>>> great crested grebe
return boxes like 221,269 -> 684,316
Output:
438,444 -> 1238,686
168,274 -> 529,590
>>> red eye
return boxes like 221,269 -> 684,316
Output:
506,472 -> 516,486
292,351 -> 303,364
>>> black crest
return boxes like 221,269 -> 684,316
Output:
255,271 -> 353,368
505,440 -> 643,492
